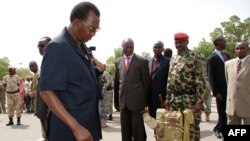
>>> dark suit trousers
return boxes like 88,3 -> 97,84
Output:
120,106 -> 146,141
214,97 -> 227,134
40,117 -> 48,139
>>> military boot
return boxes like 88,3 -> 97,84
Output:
6,117 -> 14,126
108,114 -> 113,121
17,117 -> 21,125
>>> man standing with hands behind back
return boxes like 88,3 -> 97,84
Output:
114,38 -> 149,141
40,2 -> 102,141
206,36 -> 230,139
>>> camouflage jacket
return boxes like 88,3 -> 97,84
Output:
102,71 -> 113,91
166,48 -> 206,104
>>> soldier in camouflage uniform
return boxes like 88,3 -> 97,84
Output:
203,63 -> 212,122
98,72 -> 108,127
102,71 -> 114,120
165,33 -> 206,141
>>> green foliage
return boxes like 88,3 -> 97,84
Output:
16,68 -> 32,79
0,57 -> 10,80
210,15 -> 250,58
0,57 -> 32,80
106,47 -> 122,76
196,15 -> 250,59
194,38 -> 214,59
141,52 -> 151,60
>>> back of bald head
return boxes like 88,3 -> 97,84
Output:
29,60 -> 37,67
122,38 -> 134,46
154,41 -> 164,48
164,48 -> 173,58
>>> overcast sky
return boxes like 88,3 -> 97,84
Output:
0,0 -> 249,68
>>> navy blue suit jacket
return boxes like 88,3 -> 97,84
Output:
148,55 -> 170,108
40,28 -> 102,141
206,52 -> 230,97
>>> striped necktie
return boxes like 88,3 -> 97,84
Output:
237,60 -> 242,74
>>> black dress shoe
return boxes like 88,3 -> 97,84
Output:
214,129 -> 223,139
107,114 -> 113,121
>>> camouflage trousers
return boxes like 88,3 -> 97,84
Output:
6,92 -> 21,118
99,100 -> 106,119
171,94 -> 201,141
103,90 -> 113,116
203,84 -> 212,114
99,90 -> 114,119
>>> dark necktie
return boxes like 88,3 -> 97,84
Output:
237,60 -> 242,74
221,52 -> 227,62
152,59 -> 158,73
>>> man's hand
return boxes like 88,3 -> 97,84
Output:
194,102 -> 203,113
215,94 -> 223,102
164,100 -> 171,110
72,124 -> 93,141
158,94 -> 164,108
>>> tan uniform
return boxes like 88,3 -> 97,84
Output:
0,81 -> 6,113
30,71 -> 39,112
3,74 -> 21,118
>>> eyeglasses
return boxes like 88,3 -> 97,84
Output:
81,21 -> 101,33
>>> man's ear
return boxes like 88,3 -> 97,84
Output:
72,19 -> 82,26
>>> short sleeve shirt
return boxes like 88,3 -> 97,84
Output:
3,75 -> 19,92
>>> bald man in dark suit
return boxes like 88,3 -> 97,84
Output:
148,41 -> 170,118
114,38 -> 150,141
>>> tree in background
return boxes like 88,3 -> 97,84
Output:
16,68 -> 32,79
141,52 -> 151,60
106,47 -> 122,76
0,57 -> 9,79
194,38 -> 214,59
195,15 -> 250,58
0,57 -> 32,80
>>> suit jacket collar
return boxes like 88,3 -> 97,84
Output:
212,52 -> 225,63
149,55 -> 164,75
238,55 -> 250,76
123,54 -> 137,75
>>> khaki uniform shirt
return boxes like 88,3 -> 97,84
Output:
3,75 -> 20,92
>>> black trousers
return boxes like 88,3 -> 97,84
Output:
214,97 -> 227,135
120,106 -> 146,141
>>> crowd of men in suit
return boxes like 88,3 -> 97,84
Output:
113,33 -> 250,141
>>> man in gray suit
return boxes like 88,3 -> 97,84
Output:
225,41 -> 250,125
114,38 -> 150,141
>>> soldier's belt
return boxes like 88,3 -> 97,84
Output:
173,87 -> 196,96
